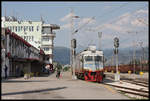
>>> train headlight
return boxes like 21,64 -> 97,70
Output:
89,69 -> 92,72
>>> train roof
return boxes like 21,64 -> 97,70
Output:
76,49 -> 103,57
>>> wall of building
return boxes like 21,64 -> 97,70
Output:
1,28 -> 45,78
3,21 -> 42,49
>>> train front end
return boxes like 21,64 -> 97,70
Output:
83,54 -> 104,82
83,46 -> 104,83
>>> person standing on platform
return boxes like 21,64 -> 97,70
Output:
4,65 -> 8,79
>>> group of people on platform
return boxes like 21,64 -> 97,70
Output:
44,63 -> 62,79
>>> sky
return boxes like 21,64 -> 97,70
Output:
2,1 -> 148,51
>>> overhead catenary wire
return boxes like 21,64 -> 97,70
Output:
85,2 -> 130,32
97,2 -> 130,21
73,16 -> 95,34
72,3 -> 147,51
86,4 -> 148,32
92,5 -> 148,48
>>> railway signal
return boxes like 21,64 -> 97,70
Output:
71,39 -> 76,48
114,37 -> 119,48
114,37 -> 120,81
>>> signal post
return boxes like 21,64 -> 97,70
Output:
114,37 -> 120,81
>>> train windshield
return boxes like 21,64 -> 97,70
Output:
85,56 -> 93,62
94,56 -> 102,62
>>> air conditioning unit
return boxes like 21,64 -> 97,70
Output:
88,46 -> 96,52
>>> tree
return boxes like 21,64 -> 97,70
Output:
56,63 -> 62,71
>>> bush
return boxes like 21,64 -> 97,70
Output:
63,66 -> 70,72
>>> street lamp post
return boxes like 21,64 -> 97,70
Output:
70,8 -> 78,80
71,39 -> 77,79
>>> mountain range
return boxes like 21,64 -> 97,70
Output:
53,46 -> 149,65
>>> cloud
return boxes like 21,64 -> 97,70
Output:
131,18 -> 146,27
101,9 -> 148,32
115,12 -> 131,25
103,24 -> 124,32
78,17 -> 96,26
135,9 -> 148,14
131,9 -> 148,27
60,23 -> 71,29
60,12 -> 75,22
103,5 -> 113,10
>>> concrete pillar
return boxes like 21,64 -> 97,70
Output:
1,49 -> 6,78
23,63 -> 31,74
6,34 -> 10,77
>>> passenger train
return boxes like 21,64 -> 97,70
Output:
75,46 -> 105,83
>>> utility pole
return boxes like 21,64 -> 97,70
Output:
70,8 -> 77,80
70,8 -> 73,78
132,41 -> 137,76
98,32 -> 102,50
111,55 -> 114,68
71,39 -> 77,79
139,41 -> 144,72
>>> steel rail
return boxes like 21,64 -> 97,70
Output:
121,80 -> 148,88
117,89 -> 149,98
104,83 -> 148,93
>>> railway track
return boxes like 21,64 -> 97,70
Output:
104,76 -> 149,99
105,74 -> 148,84
104,83 -> 148,98
105,74 -> 149,87
121,79 -> 148,88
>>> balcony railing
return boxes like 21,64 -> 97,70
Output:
41,32 -> 56,37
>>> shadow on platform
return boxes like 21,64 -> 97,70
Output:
2,86 -> 67,96
103,78 -> 115,83
2,80 -> 49,83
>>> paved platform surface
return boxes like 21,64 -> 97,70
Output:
2,71 -> 130,99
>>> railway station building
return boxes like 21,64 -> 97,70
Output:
1,28 -> 45,78
1,16 -> 60,71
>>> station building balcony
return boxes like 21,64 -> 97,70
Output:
41,32 -> 56,37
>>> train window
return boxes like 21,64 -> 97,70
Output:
85,56 -> 93,61
94,56 -> 102,62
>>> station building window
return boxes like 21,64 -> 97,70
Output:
15,26 -> 17,32
21,26 -> 23,31
42,27 -> 51,34
12,26 -> 15,31
42,37 -> 50,41
32,26 -> 34,31
10,26 -> 12,31
23,26 -> 26,31
26,26 -> 28,31
18,26 -> 20,32
43,47 -> 49,51
37,26 -> 39,32
29,26 -> 31,32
